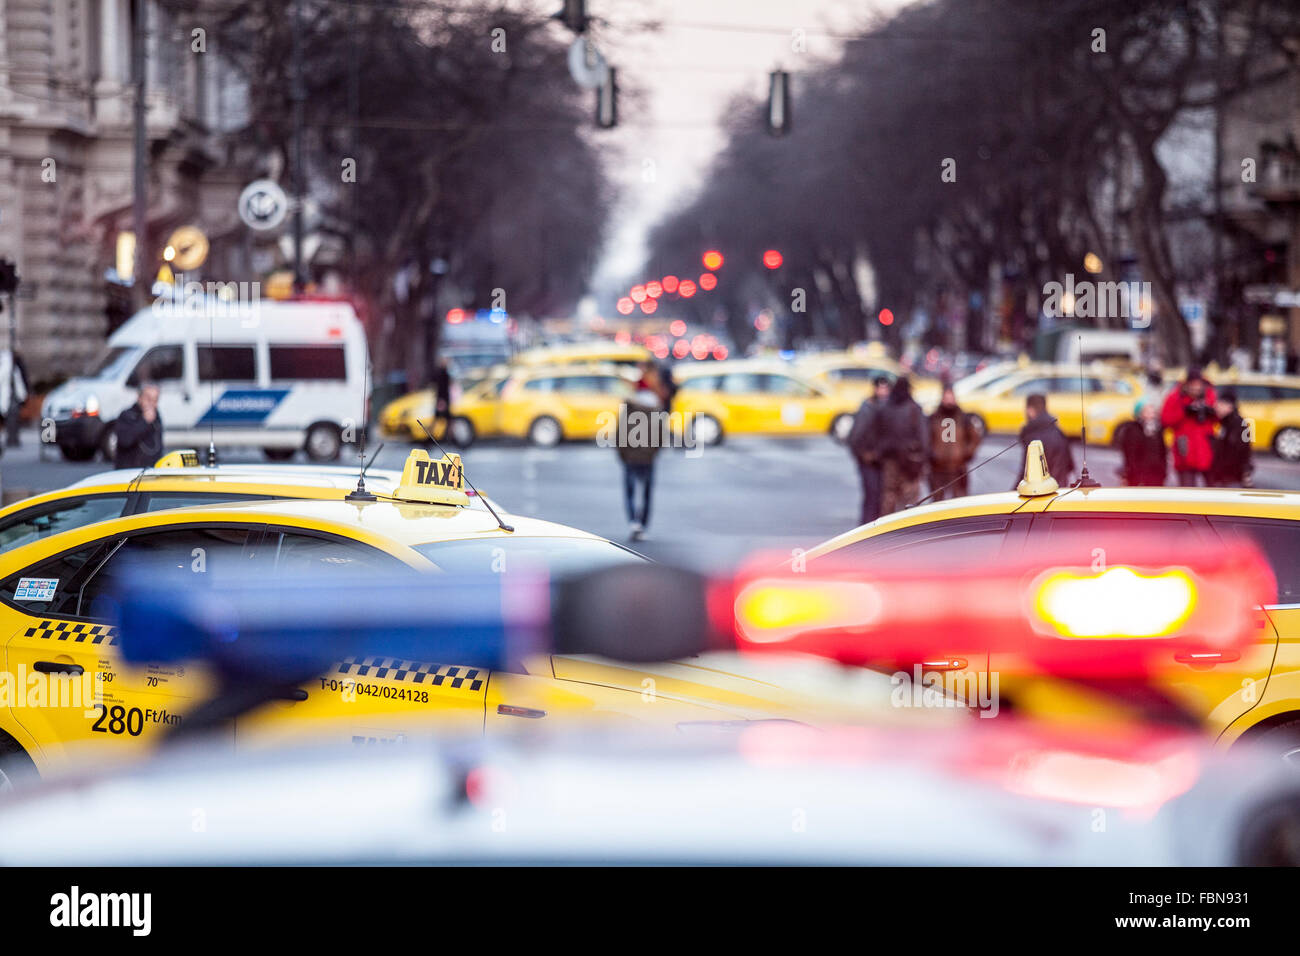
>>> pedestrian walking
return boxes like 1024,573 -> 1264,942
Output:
846,376 -> 891,524
927,385 -> 979,499
113,382 -> 163,468
1014,393 -> 1074,487
1209,388 -> 1254,487
431,357 -> 453,441
1160,369 -> 1217,487
0,348 -> 27,454
1115,399 -> 1168,487
616,384 -> 663,542
875,377 -> 928,516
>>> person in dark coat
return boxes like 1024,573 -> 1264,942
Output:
113,383 -> 163,468
874,377 -> 929,515
1209,388 -> 1254,487
1014,393 -> 1074,487
846,376 -> 891,524
431,357 -> 453,438
1160,368 -> 1217,486
927,385 -> 979,499
616,383 -> 664,541
1115,399 -> 1167,486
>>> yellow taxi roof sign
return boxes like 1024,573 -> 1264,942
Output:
1017,439 -> 1059,497
154,449 -> 201,468
395,449 -> 470,506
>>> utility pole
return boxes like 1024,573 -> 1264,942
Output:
291,0 -> 306,291
131,0 -> 149,308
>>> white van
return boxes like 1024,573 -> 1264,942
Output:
1055,329 -> 1144,367
43,296 -> 369,462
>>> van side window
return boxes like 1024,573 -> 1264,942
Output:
198,346 -> 257,382
127,345 -> 184,386
269,345 -> 346,381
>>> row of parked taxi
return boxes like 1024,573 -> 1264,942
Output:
379,341 -> 1300,459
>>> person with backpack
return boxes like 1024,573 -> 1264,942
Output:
874,377 -> 929,516
1209,388 -> 1254,487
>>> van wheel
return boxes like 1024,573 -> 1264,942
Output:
830,413 -> 854,443
448,417 -> 476,448
305,423 -> 343,462
1273,428 -> 1300,462
0,733 -> 37,795
98,425 -> 118,463
58,444 -> 96,463
263,448 -> 296,462
528,416 -> 563,447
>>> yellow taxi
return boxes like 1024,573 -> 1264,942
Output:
496,363 -> 635,446
956,364 -> 1142,443
796,347 -> 942,405
513,342 -> 650,370
1176,369 -> 1300,462
804,448 -> 1300,759
378,370 -> 509,445
672,360 -> 860,444
0,449 -> 894,783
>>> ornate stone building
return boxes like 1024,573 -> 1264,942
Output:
0,0 -> 252,384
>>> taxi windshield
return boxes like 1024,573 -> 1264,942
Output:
413,537 -> 646,578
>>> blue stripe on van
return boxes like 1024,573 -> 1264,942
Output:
196,389 -> 291,425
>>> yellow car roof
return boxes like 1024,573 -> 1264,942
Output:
674,358 -> 814,379
808,485 -> 1300,559
111,496 -> 604,548
514,343 -> 649,366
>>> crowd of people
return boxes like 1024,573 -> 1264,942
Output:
846,367 -> 1256,525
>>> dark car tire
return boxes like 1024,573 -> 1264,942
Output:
1250,718 -> 1300,768
689,413 -> 724,446
58,444 -> 97,463
98,424 -> 118,463
304,423 -> 343,462
967,413 -> 987,440
448,416 -> 476,448
263,448 -> 296,461
0,733 -> 38,795
1272,427 -> 1300,462
527,416 -> 563,447
830,413 -> 854,444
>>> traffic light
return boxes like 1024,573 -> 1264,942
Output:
555,0 -> 588,34
596,67 -> 617,129
0,258 -> 17,295
766,70 -> 791,136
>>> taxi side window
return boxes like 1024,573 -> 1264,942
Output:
1036,515 -> 1205,565
0,542 -> 109,616
126,345 -> 184,386
138,492 -> 275,512
75,528 -> 255,620
523,377 -> 557,393
1010,378 -> 1049,396
264,532 -> 409,577
557,375 -> 606,394
1207,518 -> 1300,604
1234,385 -> 1274,402
761,375 -> 816,397
679,375 -> 721,392
0,495 -> 131,555
837,368 -> 894,383
816,517 -> 1013,567
720,373 -> 763,394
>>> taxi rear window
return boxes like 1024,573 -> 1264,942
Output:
413,537 -> 646,577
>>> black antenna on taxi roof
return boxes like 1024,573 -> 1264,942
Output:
206,304 -> 218,467
1073,334 -> 1100,488
346,359 -> 378,502
415,417 -> 514,533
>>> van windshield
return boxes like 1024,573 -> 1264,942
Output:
91,346 -> 141,380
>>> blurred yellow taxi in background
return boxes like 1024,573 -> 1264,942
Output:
957,364 -> 1142,443
378,369 -> 509,445
796,346 -> 941,404
673,360 -> 859,444
513,342 -> 650,371
497,363 -> 634,446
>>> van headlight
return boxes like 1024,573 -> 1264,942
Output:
84,394 -> 100,416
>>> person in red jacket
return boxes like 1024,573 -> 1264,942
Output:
1160,369 -> 1217,486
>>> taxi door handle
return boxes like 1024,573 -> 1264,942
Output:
273,688 -> 308,702
921,658 -> 968,671
34,660 -> 84,676
1174,651 -> 1240,667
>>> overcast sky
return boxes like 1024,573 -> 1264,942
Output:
581,0 -> 914,293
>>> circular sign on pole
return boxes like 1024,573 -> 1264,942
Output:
238,179 -> 289,232
165,225 -> 209,271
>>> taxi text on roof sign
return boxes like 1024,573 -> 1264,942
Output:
395,449 -> 470,506
153,449 -> 201,468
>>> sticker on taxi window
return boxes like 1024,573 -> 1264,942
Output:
14,577 -> 58,601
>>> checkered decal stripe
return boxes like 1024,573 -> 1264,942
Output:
24,619 -> 118,646
335,657 -> 484,691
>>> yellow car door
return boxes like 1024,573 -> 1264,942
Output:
555,373 -> 623,440
718,372 -> 776,433
1026,513 -> 1277,737
0,527 -> 244,771
233,530 -> 487,747
760,373 -> 828,434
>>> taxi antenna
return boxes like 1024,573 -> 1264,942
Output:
1073,336 -> 1100,488
346,360 -> 377,502
415,417 -> 514,532
206,310 -> 218,467
908,438 -> 1020,509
